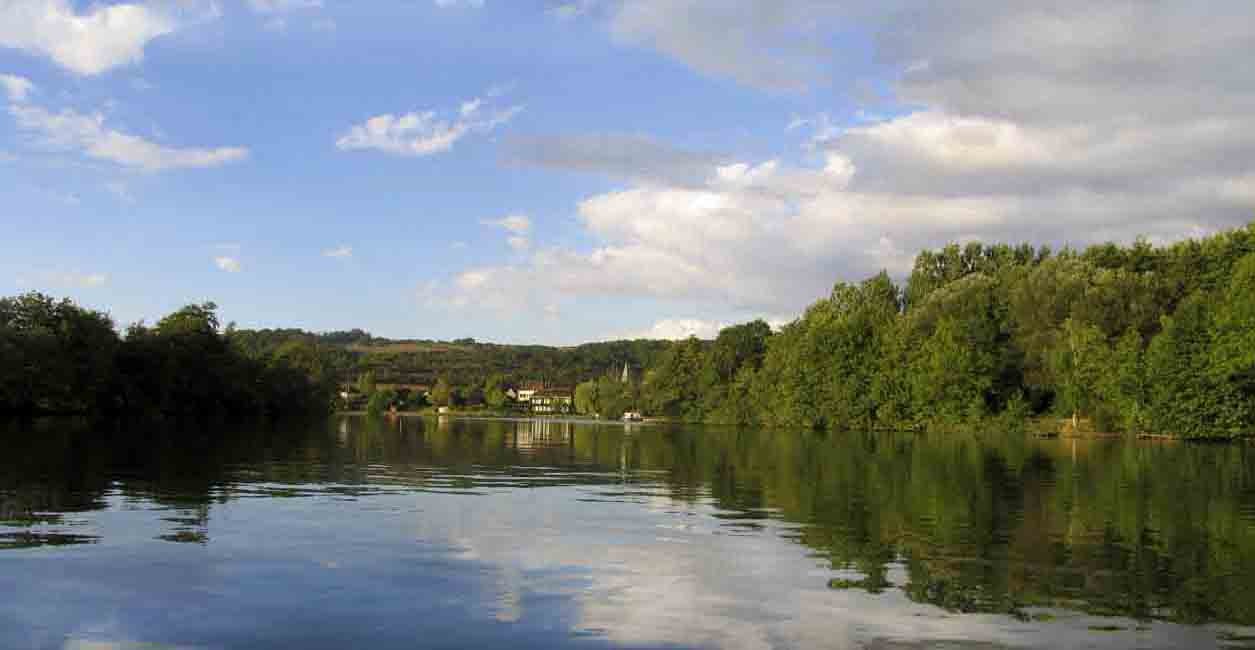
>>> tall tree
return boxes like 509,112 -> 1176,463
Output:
430,377 -> 452,408
483,373 -> 508,408
1047,318 -> 1110,430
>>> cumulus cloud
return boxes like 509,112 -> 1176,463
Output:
442,2 -> 1255,317
623,318 -> 725,340
0,73 -> 33,102
2,81 -> 248,171
335,94 -> 522,157
214,256 -> 241,273
323,245 -> 352,258
502,133 -> 729,185
0,0 -> 190,76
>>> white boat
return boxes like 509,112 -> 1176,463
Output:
621,411 -> 643,422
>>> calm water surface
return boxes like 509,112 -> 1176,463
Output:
3,416 -> 1255,649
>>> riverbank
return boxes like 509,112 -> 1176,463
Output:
336,409 -> 669,425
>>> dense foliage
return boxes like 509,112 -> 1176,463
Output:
0,294 -> 334,417
230,329 -> 674,396
8,224 -> 1253,436
641,224 -> 1255,438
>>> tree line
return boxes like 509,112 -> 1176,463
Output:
637,224 -> 1255,439
0,295 -> 334,417
228,328 -> 674,400
8,222 -> 1253,435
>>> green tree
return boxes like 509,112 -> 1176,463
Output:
0,292 -> 118,414
574,380 -> 599,415
1104,328 -> 1148,433
1047,318 -> 1111,429
430,377 -> 452,407
1145,294 -> 1245,438
483,373 -> 508,408
356,370 -> 377,396
905,274 -> 1007,423
1210,252 -> 1255,407
641,337 -> 705,418
366,389 -> 397,417
697,320 -> 772,420
597,376 -> 635,418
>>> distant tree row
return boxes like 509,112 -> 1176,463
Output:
0,294 -> 335,417
641,224 -> 1255,439
227,327 -> 673,399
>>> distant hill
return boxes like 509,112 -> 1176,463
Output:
226,328 -> 681,390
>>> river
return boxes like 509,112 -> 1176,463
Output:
3,416 -> 1254,649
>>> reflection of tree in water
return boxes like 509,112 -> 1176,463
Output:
0,417 -> 319,548
3,416 -> 1255,625
631,428 -> 1255,626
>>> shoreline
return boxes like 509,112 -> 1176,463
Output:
332,412 -> 1251,441
336,410 -> 667,426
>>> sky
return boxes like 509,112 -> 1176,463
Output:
2,1 -> 1254,344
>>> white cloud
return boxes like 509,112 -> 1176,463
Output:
481,214 -> 532,251
434,0 -> 485,8
439,2 -> 1255,317
336,97 -> 522,158
484,214 -> 531,235
623,318 -> 725,340
0,73 -> 33,102
786,112 -> 842,150
5,97 -> 248,171
0,0 -> 183,76
323,245 -> 352,259
247,0 -> 323,13
16,270 -> 107,289
214,256 -> 241,273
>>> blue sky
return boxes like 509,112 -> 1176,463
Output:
3,1 -> 1254,343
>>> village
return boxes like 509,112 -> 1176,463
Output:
337,362 -> 643,420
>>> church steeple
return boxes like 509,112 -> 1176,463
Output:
621,361 -> 630,383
